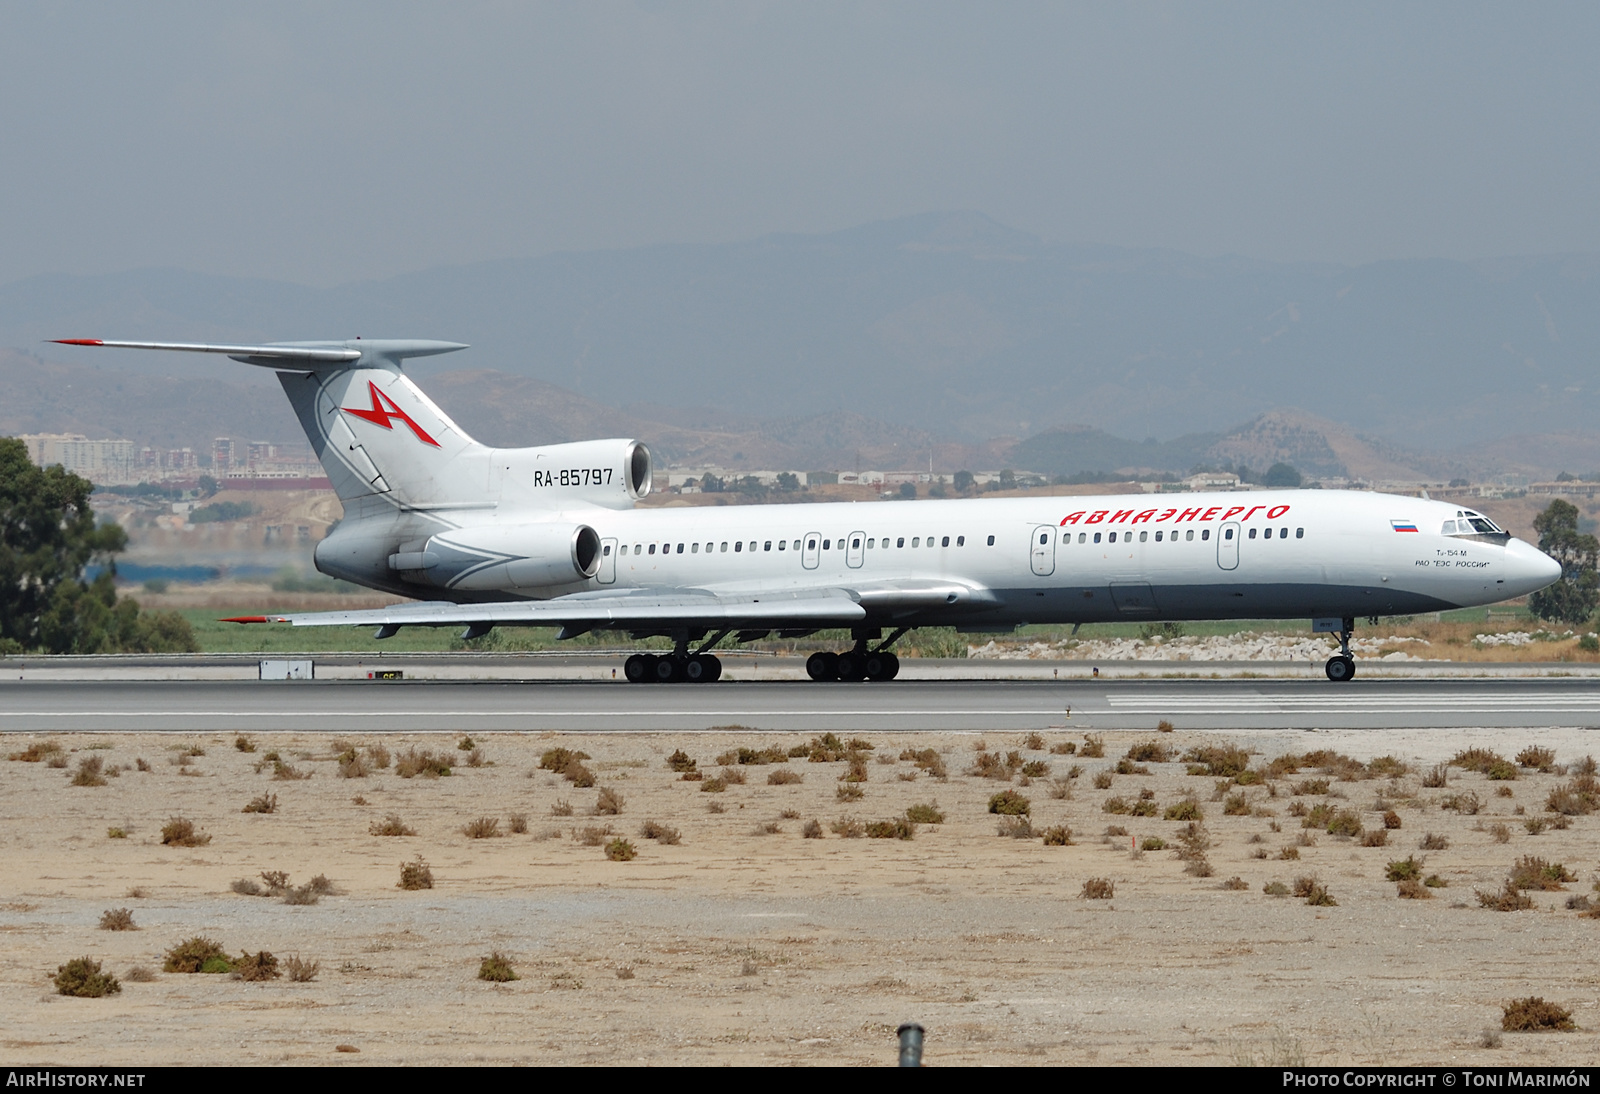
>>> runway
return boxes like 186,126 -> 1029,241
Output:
6,677 -> 1600,732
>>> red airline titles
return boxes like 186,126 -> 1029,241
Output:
1060,504 -> 1291,527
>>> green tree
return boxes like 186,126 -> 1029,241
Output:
952,469 -> 975,493
1262,462 -> 1303,488
0,438 -> 197,654
1528,499 -> 1600,625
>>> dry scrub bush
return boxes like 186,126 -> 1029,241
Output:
231,878 -> 263,896
717,745 -> 790,766
1477,880 -> 1535,911
802,819 -> 823,838
1092,771 -> 1115,790
754,821 -> 781,835
160,818 -> 210,847
1546,774 -> 1600,816
370,814 -> 416,836
164,937 -> 229,974
9,740 -> 63,762
575,825 -> 614,845
1489,822 -> 1512,842
72,755 -> 107,787
462,816 -> 501,839
988,789 -> 1030,815
1223,792 -> 1251,816
98,908 -> 136,931
667,749 -> 697,773
1051,741 -> 1078,755
905,802 -> 945,824
508,813 -> 528,834
1156,720 -> 1175,734
1326,810 -> 1364,838
605,837 -> 637,861
835,783 -> 863,801
1221,876 -> 1248,890
338,752 -> 368,778
1024,732 -> 1046,750
1081,735 -> 1105,758
1041,825 -> 1072,846
1420,832 -> 1450,850
830,816 -> 865,838
395,748 -> 452,779
1047,777 -> 1074,800
284,955 -> 319,982
550,799 -> 574,816
768,769 -> 803,785
367,743 -> 391,768
899,747 -> 948,778
124,966 -> 156,983
234,951 -> 280,981
640,820 -> 680,844
1165,797 -> 1204,822
271,761 -> 311,781
398,859 -> 434,890
1140,837 -> 1167,851
1396,879 -> 1432,899
1517,746 -> 1557,772
1441,791 -> 1481,815
594,786 -> 625,815
865,818 -> 914,839
1509,856 -> 1575,891
1383,810 -> 1403,829
1386,856 -> 1424,882
1452,747 -> 1511,776
1421,764 -> 1449,788
1263,880 -> 1290,896
1279,846 -> 1300,860
479,952 -> 519,982
1502,998 -> 1574,1032
107,827 -> 126,839
1293,778 -> 1330,796
54,957 -> 120,997
1114,759 -> 1151,775
1361,829 -> 1389,847
839,757 -> 868,784
1081,877 -> 1114,899
242,793 -> 277,814
1125,741 -> 1172,764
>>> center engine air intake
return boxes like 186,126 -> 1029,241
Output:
490,439 -> 652,510
389,522 -> 602,591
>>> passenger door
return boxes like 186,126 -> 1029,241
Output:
1217,522 -> 1240,570
846,531 -> 865,568
1030,525 -> 1056,576
598,538 -> 617,584
802,532 -> 821,570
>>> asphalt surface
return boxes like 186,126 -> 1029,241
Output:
6,677 -> 1600,732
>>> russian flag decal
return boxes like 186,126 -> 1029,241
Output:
1391,519 -> 1419,533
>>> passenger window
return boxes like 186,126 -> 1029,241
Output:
690,543 -> 698,553
986,535 -> 994,546
620,545 -> 628,556
1296,528 -> 1304,538
927,535 -> 934,546
1093,532 -> 1102,544
634,544 -> 642,554
1062,533 -> 1070,544
1139,530 -> 1147,542
720,542 -> 728,552
941,536 -> 949,547
807,539 -> 817,550
1224,529 -> 1233,541
1078,533 -> 1086,543
898,537 -> 906,548
1248,528 -> 1257,539
1109,531 -> 1118,543
748,542 -> 756,552
707,543 -> 714,552
1202,529 -> 1211,541
1039,533 -> 1048,545
793,540 -> 801,550
778,540 -> 786,551
1186,530 -> 1194,541
852,538 -> 861,549
1155,530 -> 1163,542
866,539 -> 874,549
603,545 -> 611,556
823,539 -> 830,550
764,541 -> 772,551
734,542 -> 742,553
1280,527 -> 1288,538
912,537 -> 920,547
676,543 -> 684,553
957,536 -> 965,546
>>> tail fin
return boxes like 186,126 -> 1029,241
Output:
50,338 -> 490,512
279,365 -> 491,511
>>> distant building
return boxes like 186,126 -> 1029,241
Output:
19,433 -> 137,483
1184,471 -> 1242,490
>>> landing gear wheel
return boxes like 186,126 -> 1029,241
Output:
864,652 -> 900,681
836,652 -> 868,682
1325,655 -> 1356,682
806,651 -> 839,681
654,656 -> 682,683
624,654 -> 652,683
684,655 -> 722,683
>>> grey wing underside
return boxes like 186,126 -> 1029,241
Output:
249,582 -> 997,631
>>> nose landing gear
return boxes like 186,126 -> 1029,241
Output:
1323,620 -> 1357,682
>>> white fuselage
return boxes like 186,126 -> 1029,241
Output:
355,488 -> 1556,629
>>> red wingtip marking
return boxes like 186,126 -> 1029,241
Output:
221,615 -> 272,624
53,339 -> 104,346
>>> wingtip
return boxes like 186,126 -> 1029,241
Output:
51,339 -> 104,346
220,615 -> 280,624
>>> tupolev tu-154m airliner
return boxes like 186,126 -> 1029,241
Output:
55,338 -> 1563,682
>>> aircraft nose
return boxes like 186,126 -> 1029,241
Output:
1504,538 -> 1562,595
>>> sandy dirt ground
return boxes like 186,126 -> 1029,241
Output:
3,726 -> 1600,1067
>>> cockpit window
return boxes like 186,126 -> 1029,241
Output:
1443,512 -> 1502,536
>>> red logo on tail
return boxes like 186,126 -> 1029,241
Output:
343,381 -> 440,447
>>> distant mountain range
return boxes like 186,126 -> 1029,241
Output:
6,211 -> 1600,477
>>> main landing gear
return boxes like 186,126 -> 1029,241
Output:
624,628 -> 726,684
805,628 -> 906,682
1324,621 -> 1357,682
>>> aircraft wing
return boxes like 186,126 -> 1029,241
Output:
225,580 -> 1000,632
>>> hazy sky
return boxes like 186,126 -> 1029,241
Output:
4,2 -> 1599,286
